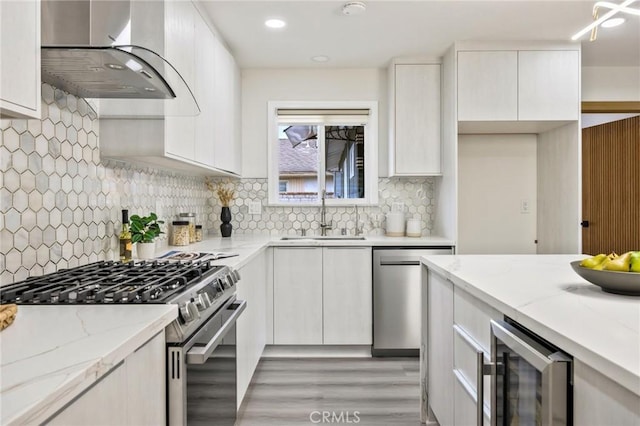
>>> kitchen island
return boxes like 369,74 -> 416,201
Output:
0,305 -> 177,425
421,254 -> 640,425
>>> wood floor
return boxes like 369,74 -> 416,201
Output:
237,357 -> 421,425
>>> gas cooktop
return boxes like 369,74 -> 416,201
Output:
0,259 -> 224,305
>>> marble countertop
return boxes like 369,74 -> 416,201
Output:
156,233 -> 456,270
421,254 -> 640,397
0,305 -> 177,425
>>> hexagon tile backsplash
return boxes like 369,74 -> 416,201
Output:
1,84 -> 435,285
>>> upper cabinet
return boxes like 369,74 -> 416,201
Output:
517,50 -> 580,121
457,45 -> 580,131
457,51 -> 518,121
389,60 -> 442,176
100,1 -> 241,177
0,0 -> 41,119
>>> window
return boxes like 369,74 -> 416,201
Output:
267,101 -> 378,205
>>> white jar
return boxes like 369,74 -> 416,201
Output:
385,212 -> 405,237
406,218 -> 421,237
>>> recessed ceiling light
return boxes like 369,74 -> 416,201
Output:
601,17 -> 626,28
311,55 -> 330,63
265,19 -> 286,29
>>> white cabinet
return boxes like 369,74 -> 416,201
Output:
273,247 -> 323,344
322,247 -> 372,345
0,0 -> 41,119
164,0 -> 196,162
574,360 -> 640,426
192,12 -> 216,168
457,49 -> 579,124
518,50 -> 580,121
99,1 -> 241,177
48,332 -> 165,425
272,246 -> 372,345
457,51 -> 518,121
426,270 -> 454,426
212,38 -> 242,175
236,248 -> 268,408
389,61 -> 441,176
452,288 -> 501,425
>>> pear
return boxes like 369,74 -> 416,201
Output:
603,251 -> 633,272
580,254 -> 608,269
630,251 -> 640,273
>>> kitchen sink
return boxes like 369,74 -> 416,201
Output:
280,236 -> 366,241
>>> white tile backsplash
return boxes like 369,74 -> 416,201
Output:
1,83 -> 436,284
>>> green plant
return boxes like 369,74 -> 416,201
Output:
130,213 -> 164,243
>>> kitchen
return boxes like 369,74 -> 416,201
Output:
1,0 -> 639,425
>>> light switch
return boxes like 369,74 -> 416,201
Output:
520,199 -> 530,214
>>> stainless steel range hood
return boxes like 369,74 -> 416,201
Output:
41,0 -> 199,118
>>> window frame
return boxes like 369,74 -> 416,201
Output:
267,101 -> 379,206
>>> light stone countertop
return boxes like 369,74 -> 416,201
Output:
421,254 -> 640,397
0,233 -> 453,424
156,233 -> 456,270
0,305 -> 177,425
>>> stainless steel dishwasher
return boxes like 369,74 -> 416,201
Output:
372,247 -> 453,356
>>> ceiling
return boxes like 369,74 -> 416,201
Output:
197,0 -> 640,69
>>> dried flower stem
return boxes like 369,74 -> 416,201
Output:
205,177 -> 236,207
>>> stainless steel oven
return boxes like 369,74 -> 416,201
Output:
167,295 -> 246,426
490,318 -> 572,426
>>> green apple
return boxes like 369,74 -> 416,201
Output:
630,251 -> 640,273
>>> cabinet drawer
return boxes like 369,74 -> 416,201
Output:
453,325 -> 491,406
453,370 -> 490,426
454,288 -> 501,352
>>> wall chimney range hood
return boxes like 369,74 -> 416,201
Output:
41,0 -> 200,118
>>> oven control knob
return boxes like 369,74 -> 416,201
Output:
215,278 -> 225,293
225,274 -> 234,287
195,293 -> 211,311
232,269 -> 241,282
179,301 -> 195,323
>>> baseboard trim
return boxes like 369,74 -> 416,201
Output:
261,345 -> 372,358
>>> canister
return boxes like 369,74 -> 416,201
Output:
385,212 -> 405,237
179,212 -> 197,243
171,221 -> 190,246
406,218 -> 421,237
195,225 -> 203,242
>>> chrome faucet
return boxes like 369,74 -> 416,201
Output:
354,205 -> 363,236
320,190 -> 332,236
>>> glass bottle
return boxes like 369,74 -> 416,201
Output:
119,209 -> 132,262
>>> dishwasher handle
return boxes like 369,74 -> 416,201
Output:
379,258 -> 421,266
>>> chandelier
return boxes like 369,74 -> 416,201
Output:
572,0 -> 639,41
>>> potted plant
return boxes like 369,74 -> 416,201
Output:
130,212 -> 164,259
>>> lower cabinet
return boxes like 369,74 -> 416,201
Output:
273,247 -> 323,344
236,248 -> 269,407
426,270 -> 500,426
426,269 -> 454,426
273,247 -> 372,345
574,360 -> 640,426
47,332 -> 165,425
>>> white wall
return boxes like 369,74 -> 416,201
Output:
241,68 -> 387,178
458,134 -> 537,254
537,122 -> 581,254
582,66 -> 640,101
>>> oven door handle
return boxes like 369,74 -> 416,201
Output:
185,300 -> 247,365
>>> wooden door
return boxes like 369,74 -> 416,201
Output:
582,116 -> 640,255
